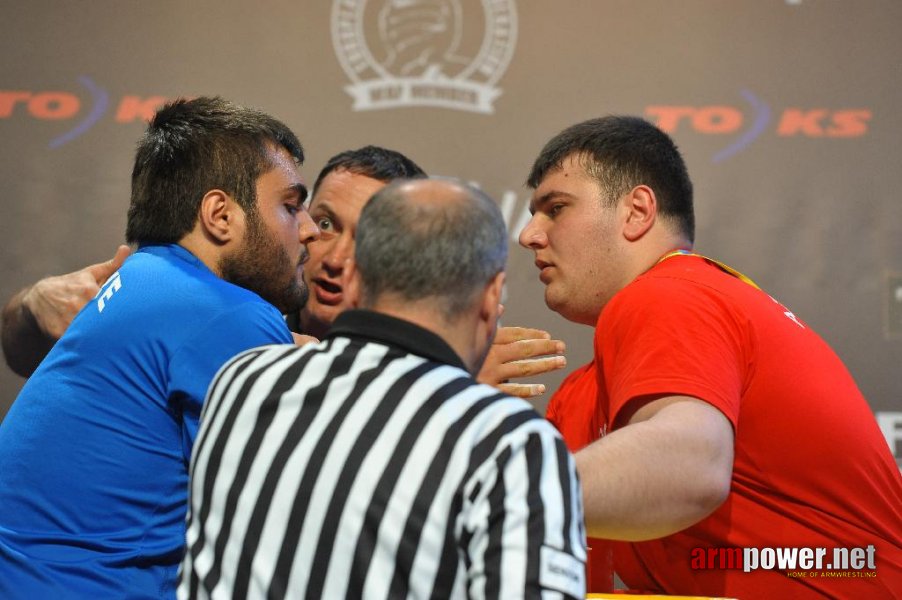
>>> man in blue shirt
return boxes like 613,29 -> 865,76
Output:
0,96 -> 320,598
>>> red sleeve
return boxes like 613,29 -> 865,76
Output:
545,361 -> 600,453
595,275 -> 748,430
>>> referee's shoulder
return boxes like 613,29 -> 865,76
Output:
210,341 -> 319,391
467,380 -> 565,438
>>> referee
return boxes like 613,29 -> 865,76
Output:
179,178 -> 586,599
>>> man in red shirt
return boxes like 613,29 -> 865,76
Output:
521,116 -> 902,598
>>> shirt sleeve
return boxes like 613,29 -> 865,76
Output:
545,361 -> 599,453
596,276 -> 748,429
462,420 -> 587,599
167,300 -> 293,462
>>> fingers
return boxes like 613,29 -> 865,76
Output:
478,325 -> 567,395
110,244 -> 132,269
493,326 -> 552,345
490,337 -> 565,365
24,276 -> 90,338
496,382 -> 547,399
86,245 -> 132,284
495,355 -> 567,381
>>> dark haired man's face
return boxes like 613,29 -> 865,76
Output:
300,169 -> 386,338
220,146 -> 319,313
519,154 -> 624,326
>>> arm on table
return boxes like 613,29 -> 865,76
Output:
576,395 -> 734,541
1,245 -> 130,376
477,326 -> 567,398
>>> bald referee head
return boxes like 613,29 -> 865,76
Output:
345,177 -> 508,375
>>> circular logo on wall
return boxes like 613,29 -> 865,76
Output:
332,0 -> 518,114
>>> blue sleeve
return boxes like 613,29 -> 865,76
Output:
167,300 -> 292,462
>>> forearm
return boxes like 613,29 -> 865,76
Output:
1,246 -> 130,377
576,398 -> 734,541
1,287 -> 56,377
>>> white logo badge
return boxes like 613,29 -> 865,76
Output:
332,0 -> 518,114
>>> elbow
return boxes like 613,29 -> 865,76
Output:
687,464 -> 732,524
697,473 -> 731,516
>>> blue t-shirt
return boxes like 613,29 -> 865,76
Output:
0,244 -> 292,599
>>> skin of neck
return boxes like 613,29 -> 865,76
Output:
177,224 -> 238,277
177,189 -> 250,277
587,215 -> 693,327
628,225 -> 693,280
299,309 -> 330,340
363,294 -> 493,375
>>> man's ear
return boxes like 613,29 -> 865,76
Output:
480,271 -> 505,325
199,189 -> 243,244
622,185 -> 657,242
339,257 -> 362,309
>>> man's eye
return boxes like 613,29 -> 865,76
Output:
317,216 -> 334,231
549,203 -> 564,217
285,204 -> 300,216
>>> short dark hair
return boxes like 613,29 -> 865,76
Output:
312,145 -> 425,193
355,178 -> 507,320
126,96 -> 304,245
527,116 -> 695,242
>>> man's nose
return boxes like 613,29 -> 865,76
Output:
299,211 -> 321,244
518,215 -> 547,249
323,235 -> 353,271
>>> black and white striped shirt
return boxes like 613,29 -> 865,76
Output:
179,310 -> 586,599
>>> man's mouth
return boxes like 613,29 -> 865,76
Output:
313,278 -> 343,305
535,259 -> 554,284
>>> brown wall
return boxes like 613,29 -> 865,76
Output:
2,1 -> 900,461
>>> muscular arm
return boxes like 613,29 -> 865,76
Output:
1,246 -> 130,376
576,395 -> 734,541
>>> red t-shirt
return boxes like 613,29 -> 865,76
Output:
550,254 -> 902,598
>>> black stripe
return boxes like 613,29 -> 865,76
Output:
481,445 -> 512,600
523,433 -> 545,600
554,436 -> 575,556
346,372 -> 474,600
201,346 -> 318,592
227,340 -> 358,598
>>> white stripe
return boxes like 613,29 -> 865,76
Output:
539,434 -> 566,552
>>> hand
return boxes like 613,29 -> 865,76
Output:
291,333 -> 319,346
22,245 -> 131,339
478,326 -> 567,398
